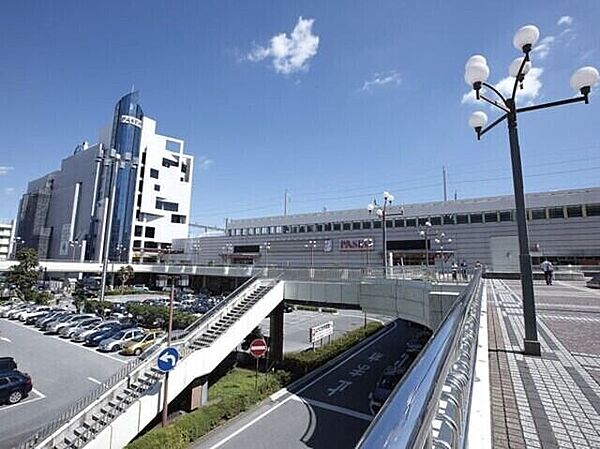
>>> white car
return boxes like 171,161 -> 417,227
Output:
19,306 -> 51,322
98,328 -> 145,352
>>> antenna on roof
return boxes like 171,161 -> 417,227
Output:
443,166 -> 448,202
454,190 -> 458,201
130,84 -> 135,93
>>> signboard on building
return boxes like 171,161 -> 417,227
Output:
120,115 -> 143,129
309,321 -> 334,343
339,238 -> 374,251
323,239 -> 333,253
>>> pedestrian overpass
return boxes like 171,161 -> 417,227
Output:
16,269 -> 482,449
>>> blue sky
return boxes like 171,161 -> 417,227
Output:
1,1 -> 599,228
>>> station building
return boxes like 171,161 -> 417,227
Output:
15,92 -> 194,263
173,187 -> 600,271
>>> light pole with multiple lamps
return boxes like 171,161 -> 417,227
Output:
418,221 -> 432,269
262,242 -> 271,268
192,242 -> 201,265
434,233 -> 453,278
465,24 -> 598,356
304,240 -> 317,268
69,240 -> 83,262
222,243 -> 233,266
12,236 -> 25,258
368,191 -> 403,273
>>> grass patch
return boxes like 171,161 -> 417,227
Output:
295,305 -> 319,312
320,307 -> 338,314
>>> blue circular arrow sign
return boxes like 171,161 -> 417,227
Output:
157,347 -> 180,372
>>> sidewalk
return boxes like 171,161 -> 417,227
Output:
487,279 -> 600,449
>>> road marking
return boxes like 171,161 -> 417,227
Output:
87,377 -> 102,385
556,280 -> 600,295
0,389 -> 46,412
0,337 -> 11,343
289,394 -> 373,422
205,321 -> 398,449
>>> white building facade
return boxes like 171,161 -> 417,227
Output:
0,220 -> 15,260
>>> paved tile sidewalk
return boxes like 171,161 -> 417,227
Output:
487,279 -> 600,449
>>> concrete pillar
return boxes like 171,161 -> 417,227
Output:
269,301 -> 284,364
201,275 -> 207,289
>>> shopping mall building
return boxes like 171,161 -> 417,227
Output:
173,187 -> 600,271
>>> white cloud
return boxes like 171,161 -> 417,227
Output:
3,187 -> 14,195
532,36 -> 555,60
0,166 -> 13,176
198,157 -> 213,171
461,67 -> 544,107
361,70 -> 402,91
247,17 -> 320,75
557,16 -> 573,27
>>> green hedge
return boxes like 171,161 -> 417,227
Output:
295,305 -> 319,312
125,303 -> 197,330
126,369 -> 286,449
83,300 -> 113,315
282,321 -> 383,378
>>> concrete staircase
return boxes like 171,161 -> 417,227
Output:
24,278 -> 284,449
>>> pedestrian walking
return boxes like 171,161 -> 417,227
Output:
460,260 -> 468,281
541,259 -> 554,285
451,262 -> 458,282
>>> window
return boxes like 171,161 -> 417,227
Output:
166,140 -> 181,152
162,158 -> 178,168
352,222 -> 361,230
386,220 -> 393,228
255,227 -> 261,235
531,209 -> 546,220
291,226 -> 298,233
305,225 -> 313,233
133,240 -> 142,248
362,221 -> 372,229
333,223 -> 341,231
262,227 -> 269,234
418,218 -> 429,226
324,223 -> 332,231
500,211 -> 513,222
548,207 -> 564,219
342,222 -> 351,231
394,219 -> 405,228
282,225 -> 290,234
456,214 -> 468,224
141,152 -> 147,164
429,216 -> 442,226
586,204 -> 600,216
136,195 -> 142,207
145,227 -> 155,238
567,205 -> 583,218
150,168 -> 159,179
248,228 -> 255,235
144,241 -> 158,249
484,212 -> 498,223
171,214 -> 186,224
275,226 -> 282,234
387,239 -> 427,250
155,200 -> 179,211
443,214 -> 455,225
316,224 -> 323,232
373,221 -> 382,229
154,184 -> 160,192
470,213 -> 483,224
299,226 -> 306,233
234,245 -> 260,253
406,218 -> 416,227
134,226 -> 142,237
235,229 -> 241,236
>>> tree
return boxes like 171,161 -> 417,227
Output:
73,280 -> 87,312
7,248 -> 40,301
117,265 -> 134,293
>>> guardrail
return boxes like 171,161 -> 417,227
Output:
17,276 -> 261,449
356,270 -> 482,449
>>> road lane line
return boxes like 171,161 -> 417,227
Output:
556,280 -> 600,295
32,388 -> 46,399
0,389 -> 46,412
0,336 -> 12,343
289,394 -> 373,421
87,377 -> 102,385
205,321 -> 397,449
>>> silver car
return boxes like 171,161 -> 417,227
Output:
47,314 -> 95,334
98,328 -> 144,352
59,317 -> 103,338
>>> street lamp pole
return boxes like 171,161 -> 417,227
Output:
418,221 -> 432,270
368,192 -> 402,274
262,242 -> 271,268
304,240 -> 317,268
465,24 -> 598,356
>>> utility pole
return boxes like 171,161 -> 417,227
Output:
284,189 -> 288,216
442,166 -> 448,202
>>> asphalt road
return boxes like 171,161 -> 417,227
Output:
260,310 -> 390,353
194,319 -> 420,449
0,318 -> 129,448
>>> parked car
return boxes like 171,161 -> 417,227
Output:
85,324 -> 132,347
0,357 -> 17,372
2,304 -> 30,319
98,328 -> 145,352
132,284 -> 149,292
24,309 -> 57,325
59,317 -> 103,338
368,354 -> 414,415
37,311 -> 72,328
120,330 -> 164,356
20,306 -> 52,322
586,273 -> 600,289
0,370 -> 32,405
46,314 -> 96,334
71,320 -> 121,342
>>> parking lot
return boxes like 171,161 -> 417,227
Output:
0,317 -> 129,448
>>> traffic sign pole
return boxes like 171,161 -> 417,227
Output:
249,338 -> 267,391
162,280 -> 175,427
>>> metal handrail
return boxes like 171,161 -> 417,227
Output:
356,270 -> 482,449
18,276 -> 263,449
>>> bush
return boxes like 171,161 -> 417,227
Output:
125,303 -> 197,330
27,290 -> 54,305
282,322 -> 383,378
83,300 -> 113,315
126,369 -> 285,449
321,307 -> 338,314
295,305 -> 319,312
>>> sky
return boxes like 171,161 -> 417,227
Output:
0,1 -> 599,228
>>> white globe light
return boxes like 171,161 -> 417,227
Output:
376,209 -> 383,217
465,54 -> 487,70
464,62 -> 490,86
383,191 -> 391,199
387,194 -> 395,202
570,66 -> 600,91
513,25 -> 540,51
367,203 -> 375,211
509,57 -> 531,78
468,111 -> 488,129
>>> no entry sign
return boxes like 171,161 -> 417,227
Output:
249,338 -> 267,358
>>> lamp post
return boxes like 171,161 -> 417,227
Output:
115,243 -> 126,263
304,240 -> 317,268
262,242 -> 271,268
99,149 -> 138,303
368,191 -> 403,273
418,221 -> 432,269
464,24 -> 599,356
69,240 -> 83,262
192,242 -> 201,265
434,233 -> 452,278
363,237 -> 374,267
12,236 -> 25,258
222,243 -> 233,266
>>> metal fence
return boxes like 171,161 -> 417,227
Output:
356,270 -> 482,449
